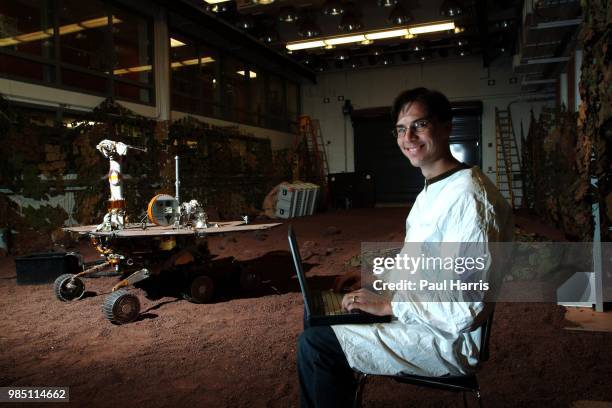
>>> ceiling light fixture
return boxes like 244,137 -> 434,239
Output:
495,20 -> 512,30
203,0 -> 230,3
389,5 -> 413,26
325,34 -> 366,45
439,0 -> 463,17
117,56 -> 214,75
409,22 -> 455,34
457,48 -> 470,57
377,0 -> 399,7
252,0 -> 275,4
365,28 -> 408,40
323,0 -> 345,16
417,51 -> 430,61
286,21 -> 455,51
338,12 -> 363,32
170,38 -> 186,47
0,16 -> 121,47
259,28 -> 279,43
286,40 -> 326,50
335,50 -> 350,60
381,55 -> 394,65
411,41 -> 426,52
170,56 -> 215,68
237,70 -> 257,78
279,7 -> 299,23
298,20 -> 321,38
207,2 -> 230,13
236,15 -> 255,30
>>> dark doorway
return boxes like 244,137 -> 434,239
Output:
352,101 -> 483,203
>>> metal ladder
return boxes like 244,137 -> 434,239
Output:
495,107 -> 523,209
296,115 -> 329,184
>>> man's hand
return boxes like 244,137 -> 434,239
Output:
341,288 -> 393,317
333,269 -> 361,292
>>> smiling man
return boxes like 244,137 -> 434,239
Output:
394,89 -> 458,178
297,88 -> 514,408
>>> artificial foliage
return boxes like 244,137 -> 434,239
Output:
0,96 -> 291,253
166,116 -> 286,218
521,0 -> 611,241
577,0 -> 611,241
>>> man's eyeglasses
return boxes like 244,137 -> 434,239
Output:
392,118 -> 432,138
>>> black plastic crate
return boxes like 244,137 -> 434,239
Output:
15,252 -> 82,285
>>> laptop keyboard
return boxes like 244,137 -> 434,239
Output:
313,290 -> 357,316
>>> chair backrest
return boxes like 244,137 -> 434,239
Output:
478,305 -> 495,362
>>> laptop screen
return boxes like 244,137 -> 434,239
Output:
288,225 -> 314,317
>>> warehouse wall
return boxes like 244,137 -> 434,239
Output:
301,55 -> 554,180
0,79 -> 295,151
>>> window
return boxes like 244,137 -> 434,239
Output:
111,6 -> 153,103
198,44 -> 218,116
170,33 -> 219,116
222,55 -> 248,124
0,0 -> 56,82
0,1 -> 154,104
58,0 -> 108,72
0,0 -> 55,58
249,68 -> 265,127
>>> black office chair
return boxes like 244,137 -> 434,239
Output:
353,308 -> 495,408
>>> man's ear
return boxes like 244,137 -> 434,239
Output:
441,121 -> 452,139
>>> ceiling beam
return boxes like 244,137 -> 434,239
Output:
156,0 -> 316,83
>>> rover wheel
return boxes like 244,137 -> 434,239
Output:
102,289 -> 140,324
184,275 -> 214,304
54,274 -> 85,301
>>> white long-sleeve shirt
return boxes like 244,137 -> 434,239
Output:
332,166 -> 513,376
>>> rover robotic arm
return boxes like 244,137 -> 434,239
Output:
96,139 -> 146,231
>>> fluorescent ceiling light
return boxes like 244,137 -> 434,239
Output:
203,0 -> 231,3
364,28 -> 408,40
408,22 -> 455,35
0,16 -> 121,47
80,16 -> 119,28
286,40 -> 325,50
170,38 -> 186,47
237,70 -> 257,78
116,55 -> 215,75
114,65 -> 151,75
169,56 -> 215,69
286,21 -> 455,51
324,34 -> 365,45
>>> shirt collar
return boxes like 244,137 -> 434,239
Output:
424,162 -> 472,190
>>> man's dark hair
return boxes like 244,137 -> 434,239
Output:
391,87 -> 452,124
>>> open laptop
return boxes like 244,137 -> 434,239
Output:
288,225 -> 392,327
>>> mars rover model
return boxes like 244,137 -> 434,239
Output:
54,140 -> 280,324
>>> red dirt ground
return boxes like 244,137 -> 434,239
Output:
0,208 -> 611,407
